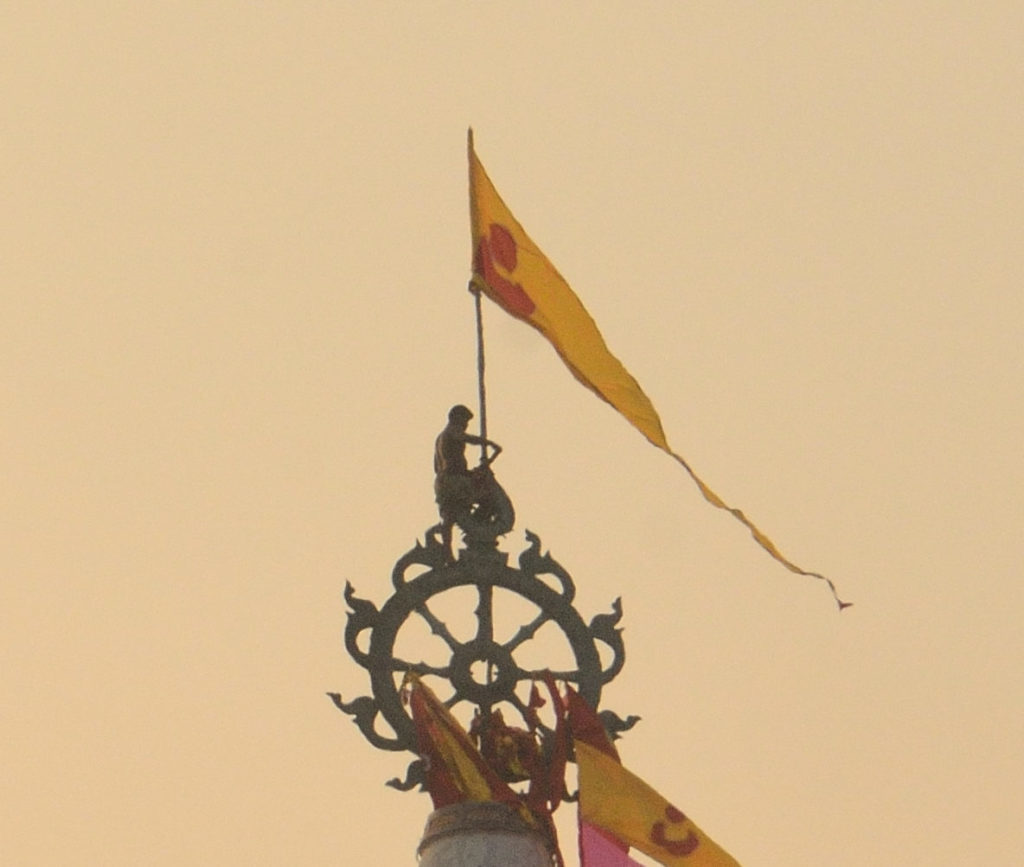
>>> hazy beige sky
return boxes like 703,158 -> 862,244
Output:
4,4 -> 1022,864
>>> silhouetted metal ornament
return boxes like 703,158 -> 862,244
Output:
329,476 -> 635,790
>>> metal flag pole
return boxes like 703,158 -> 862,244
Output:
471,281 -> 488,463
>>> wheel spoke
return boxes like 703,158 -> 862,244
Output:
507,690 -> 533,719
504,611 -> 550,652
414,602 -> 462,651
475,584 -> 494,643
507,690 -> 553,737
389,658 -> 450,678
519,668 -> 580,683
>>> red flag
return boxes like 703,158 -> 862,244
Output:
524,675 -> 569,817
565,684 -> 620,760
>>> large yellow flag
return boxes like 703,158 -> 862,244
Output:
575,740 -> 741,867
468,130 -> 849,609
468,132 -> 667,449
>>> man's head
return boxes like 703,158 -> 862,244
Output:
448,404 -> 473,428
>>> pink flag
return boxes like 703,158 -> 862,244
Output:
580,820 -> 644,867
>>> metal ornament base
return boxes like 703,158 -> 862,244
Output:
417,802 -> 554,867
334,523 -> 633,779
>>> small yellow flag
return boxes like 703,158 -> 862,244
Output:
408,674 -> 522,809
576,740 -> 741,867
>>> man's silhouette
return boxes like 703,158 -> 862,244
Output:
433,404 -> 502,554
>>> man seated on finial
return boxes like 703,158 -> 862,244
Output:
433,404 -> 503,555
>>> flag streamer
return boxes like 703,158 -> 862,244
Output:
669,451 -> 851,610
468,129 -> 850,610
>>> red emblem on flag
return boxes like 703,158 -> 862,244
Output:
650,804 -> 700,857
474,223 -> 536,318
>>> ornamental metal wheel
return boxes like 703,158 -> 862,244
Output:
331,527 -> 630,783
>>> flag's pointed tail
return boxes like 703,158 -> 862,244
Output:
668,450 -> 851,611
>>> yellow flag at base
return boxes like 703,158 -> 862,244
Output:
407,674 -> 526,811
576,740 -> 741,867
468,130 -> 849,610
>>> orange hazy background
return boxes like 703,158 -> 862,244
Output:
3,4 -> 1022,864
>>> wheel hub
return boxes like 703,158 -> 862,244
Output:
450,639 -> 518,705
